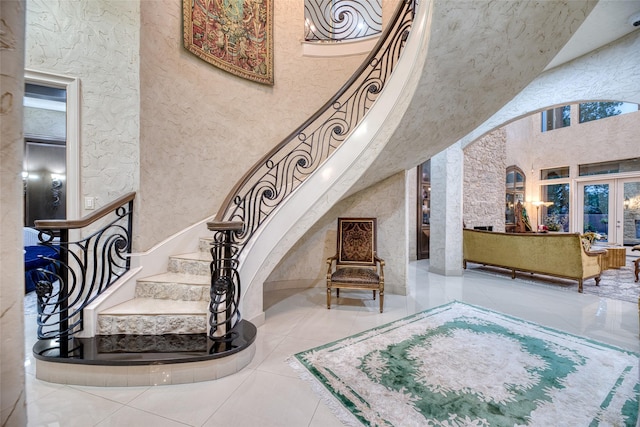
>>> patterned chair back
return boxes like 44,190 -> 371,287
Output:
337,218 -> 377,266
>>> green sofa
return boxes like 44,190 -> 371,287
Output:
463,229 -> 602,292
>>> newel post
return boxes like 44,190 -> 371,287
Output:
206,221 -> 243,339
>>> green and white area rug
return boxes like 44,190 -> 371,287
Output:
289,302 -> 639,426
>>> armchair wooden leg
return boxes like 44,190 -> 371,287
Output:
634,259 -> 639,282
373,290 -> 376,300
379,292 -> 384,313
327,287 -> 331,309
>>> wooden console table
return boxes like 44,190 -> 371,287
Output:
601,246 -> 626,270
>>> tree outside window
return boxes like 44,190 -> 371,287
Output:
542,183 -> 570,232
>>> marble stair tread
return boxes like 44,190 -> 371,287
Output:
100,298 -> 208,315
168,252 -> 213,275
198,237 -> 214,252
171,251 -> 213,262
135,272 -> 211,301
137,272 -> 210,285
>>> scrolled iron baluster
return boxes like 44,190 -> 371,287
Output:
34,194 -> 135,347
305,0 -> 383,42
207,221 -> 243,340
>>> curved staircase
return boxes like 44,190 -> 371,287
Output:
34,237 -> 257,386
97,238 -> 213,336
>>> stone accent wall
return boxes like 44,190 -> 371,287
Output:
463,129 -> 507,232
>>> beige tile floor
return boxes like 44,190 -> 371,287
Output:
24,260 -> 639,426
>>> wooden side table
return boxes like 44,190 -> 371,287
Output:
601,246 -> 626,270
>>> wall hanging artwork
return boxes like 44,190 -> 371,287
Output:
183,0 -> 274,85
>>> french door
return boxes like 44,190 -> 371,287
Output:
577,177 -> 640,246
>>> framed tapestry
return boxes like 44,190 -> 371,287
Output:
183,0 -> 274,85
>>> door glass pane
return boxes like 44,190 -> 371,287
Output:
583,184 -> 609,242
623,181 -> 640,246
505,194 -> 515,224
542,183 -> 569,231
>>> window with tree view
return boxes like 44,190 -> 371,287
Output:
579,101 -> 639,123
541,183 -> 570,232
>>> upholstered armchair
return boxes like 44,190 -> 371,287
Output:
326,218 -> 385,313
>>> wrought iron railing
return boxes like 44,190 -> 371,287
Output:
207,221 -> 243,339
304,0 -> 383,42
214,0 -> 416,256
33,192 -> 135,353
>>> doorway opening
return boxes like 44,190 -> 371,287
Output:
24,70 -> 80,225
23,84 -> 67,226
578,177 -> 640,247
417,160 -> 430,259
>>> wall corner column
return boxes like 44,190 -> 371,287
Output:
429,144 -> 464,276
1,0 -> 28,425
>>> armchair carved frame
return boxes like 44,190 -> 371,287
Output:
326,217 -> 385,313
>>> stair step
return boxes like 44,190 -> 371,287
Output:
97,298 -> 208,335
168,252 -> 212,276
135,272 -> 210,301
198,237 -> 214,253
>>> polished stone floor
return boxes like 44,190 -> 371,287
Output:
24,260 -> 639,426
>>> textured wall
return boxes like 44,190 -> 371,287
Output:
137,0 -> 367,250
25,0 -> 140,219
1,1 -> 27,425
507,108 -> 640,178
463,129 -> 507,232
266,172 -> 409,295
356,1 -> 597,197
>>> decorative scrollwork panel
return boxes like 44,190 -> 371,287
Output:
218,1 -> 416,256
305,0 -> 383,42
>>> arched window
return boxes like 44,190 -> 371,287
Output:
304,0 -> 382,42
505,165 -> 525,231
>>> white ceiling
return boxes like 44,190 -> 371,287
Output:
546,0 -> 640,70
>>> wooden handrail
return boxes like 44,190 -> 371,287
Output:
35,192 -> 136,230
